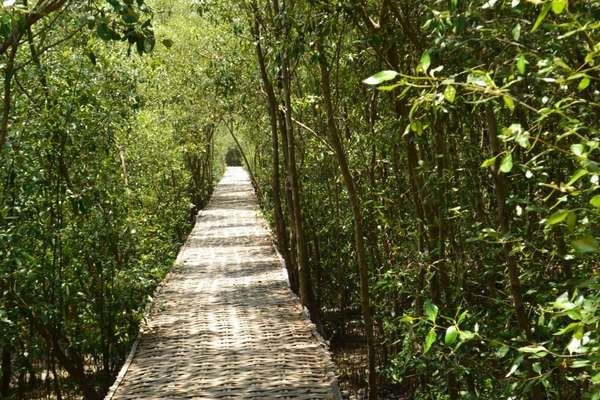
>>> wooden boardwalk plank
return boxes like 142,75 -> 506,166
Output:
105,167 -> 341,400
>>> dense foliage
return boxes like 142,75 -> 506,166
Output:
0,1 -> 226,398
1,0 -> 598,399
221,0 -> 599,399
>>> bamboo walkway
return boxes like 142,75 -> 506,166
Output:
105,167 -> 340,400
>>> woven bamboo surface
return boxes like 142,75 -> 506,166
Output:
106,167 -> 340,400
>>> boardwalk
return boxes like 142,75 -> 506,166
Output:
106,167 -> 340,400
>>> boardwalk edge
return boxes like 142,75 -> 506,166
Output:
256,204 -> 343,400
103,209 -> 205,400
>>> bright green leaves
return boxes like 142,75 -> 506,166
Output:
417,300 -> 439,354
500,153 -> 513,173
481,153 -> 513,174
518,344 -> 549,356
443,85 -> 456,103
424,300 -> 439,322
481,0 -> 498,9
567,168 -> 588,186
481,156 -> 497,169
501,123 -> 530,149
503,95 -> 515,112
577,75 -> 590,91
418,301 -> 477,354
512,23 -> 522,41
551,0 -> 567,14
445,325 -> 459,345
506,356 -> 524,377
424,328 -> 437,353
419,50 -> 431,74
590,195 -> 600,208
546,209 -> 571,225
516,54 -> 527,75
570,143 -> 586,157
362,70 -> 399,86
532,2 -> 551,32
410,121 -> 425,135
467,70 -> 495,88
483,123 -> 520,174
531,0 -> 567,32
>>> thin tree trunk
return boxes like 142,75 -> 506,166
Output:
250,3 -> 291,271
485,106 -> 530,337
0,44 -> 18,153
317,40 -> 377,399
278,107 -> 300,293
1,346 -> 11,396
276,0 -> 316,316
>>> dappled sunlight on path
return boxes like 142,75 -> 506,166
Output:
106,167 -> 340,400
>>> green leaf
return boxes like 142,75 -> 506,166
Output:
496,345 -> 510,358
512,23 -> 521,41
546,210 -> 570,225
554,322 -> 583,336
362,70 -> 399,86
420,50 -> 431,73
445,325 -> 458,345
570,143 -> 586,157
503,95 -> 515,112
500,153 -> 513,173
554,292 -> 576,310
551,0 -> 567,14
506,356 -> 523,377
590,195 -> 600,208
444,85 -> 456,103
377,82 -> 403,92
592,372 -> 600,384
481,0 -> 498,9
518,344 -> 549,354
481,156 -> 497,169
459,330 -> 475,341
571,360 -> 590,368
424,328 -> 437,353
572,236 -> 599,253
516,54 -> 526,75
567,168 -> 588,186
531,3 -> 551,32
424,300 -> 438,322
578,75 -> 590,91
467,71 -> 494,88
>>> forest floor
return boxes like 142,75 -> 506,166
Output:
104,167 -> 340,399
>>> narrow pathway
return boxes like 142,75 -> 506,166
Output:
106,167 -> 340,399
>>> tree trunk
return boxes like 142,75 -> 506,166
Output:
1,346 -> 11,396
250,3 -> 291,273
277,0 -> 316,317
485,106 -> 530,337
317,40 -> 377,399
